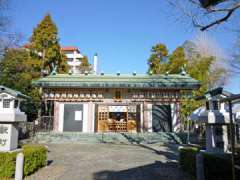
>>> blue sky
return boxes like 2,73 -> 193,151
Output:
8,0 -> 240,93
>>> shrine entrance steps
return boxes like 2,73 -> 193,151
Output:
34,132 -> 182,144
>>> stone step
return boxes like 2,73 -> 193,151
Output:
34,132 -> 182,144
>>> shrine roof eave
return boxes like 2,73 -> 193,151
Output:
33,73 -> 201,90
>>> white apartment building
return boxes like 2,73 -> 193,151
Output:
61,46 -> 84,74
23,44 -> 98,74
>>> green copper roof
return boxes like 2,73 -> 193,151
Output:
0,85 -> 30,99
33,73 -> 200,90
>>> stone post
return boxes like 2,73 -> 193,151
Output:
196,151 -> 205,180
15,152 -> 24,180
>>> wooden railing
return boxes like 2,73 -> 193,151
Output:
107,122 -> 127,132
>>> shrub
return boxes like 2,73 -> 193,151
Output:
203,153 -> 232,180
0,152 -> 16,178
179,146 -> 199,177
23,144 -> 47,176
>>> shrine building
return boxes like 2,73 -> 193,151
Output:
34,71 -> 200,133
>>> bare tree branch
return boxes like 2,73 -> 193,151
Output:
168,0 -> 240,31
199,3 -> 240,31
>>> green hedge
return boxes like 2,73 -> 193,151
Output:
23,144 -> 47,176
203,153 -> 232,180
0,144 -> 47,178
179,146 -> 199,177
0,152 -> 16,178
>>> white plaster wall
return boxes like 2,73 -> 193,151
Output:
171,103 -> 180,132
83,104 -> 88,132
92,104 -> 95,132
140,104 -> 144,132
58,103 -> 64,132
147,104 -> 153,132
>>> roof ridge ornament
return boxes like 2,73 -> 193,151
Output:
50,65 -> 58,76
149,70 -> 153,76
117,71 -> 120,76
181,65 -> 187,76
68,69 -> 73,75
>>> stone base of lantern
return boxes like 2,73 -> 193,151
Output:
0,123 -> 19,152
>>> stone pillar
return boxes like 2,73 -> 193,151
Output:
15,152 -> 24,180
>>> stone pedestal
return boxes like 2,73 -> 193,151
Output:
0,123 -> 18,151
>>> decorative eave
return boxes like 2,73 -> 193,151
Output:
33,73 -> 201,90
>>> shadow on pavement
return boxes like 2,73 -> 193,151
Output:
93,160 -> 188,180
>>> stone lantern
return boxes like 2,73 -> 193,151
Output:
0,86 -> 29,151
189,87 -> 232,153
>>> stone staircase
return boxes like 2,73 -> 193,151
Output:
34,132 -> 183,144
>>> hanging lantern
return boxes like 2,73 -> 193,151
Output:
55,93 -> 60,98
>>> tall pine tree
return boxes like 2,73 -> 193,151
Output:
30,14 -> 68,73
147,43 -> 168,74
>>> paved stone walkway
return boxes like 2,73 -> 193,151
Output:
25,143 -> 190,180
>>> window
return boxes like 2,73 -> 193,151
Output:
14,100 -> 19,109
115,91 -> 121,100
99,112 -> 108,121
206,101 -> 210,110
213,101 -> 219,110
67,58 -> 74,62
3,99 -> 11,108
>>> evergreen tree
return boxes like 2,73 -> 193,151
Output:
0,49 -> 41,120
30,14 -> 68,73
167,47 -> 188,73
147,41 -> 227,127
79,56 -> 91,73
147,43 -> 168,74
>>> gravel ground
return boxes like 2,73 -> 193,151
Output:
25,143 -> 190,180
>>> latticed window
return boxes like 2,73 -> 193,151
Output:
3,99 -> 11,108
98,106 -> 108,121
99,112 -> 108,121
